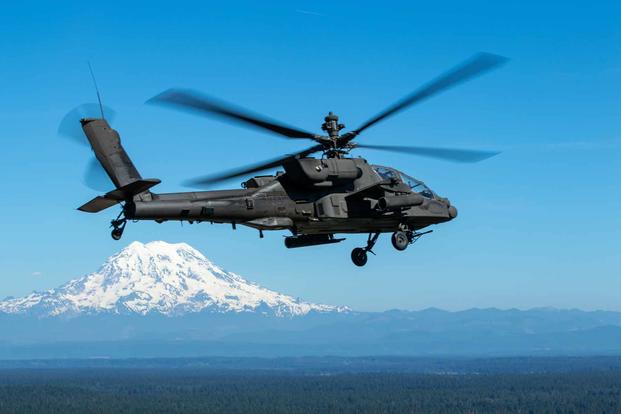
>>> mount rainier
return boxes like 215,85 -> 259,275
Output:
0,241 -> 344,318
2,241 -> 620,359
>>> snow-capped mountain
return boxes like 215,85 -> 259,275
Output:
0,241 -> 344,318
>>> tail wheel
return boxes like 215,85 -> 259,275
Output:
111,228 -> 123,240
351,248 -> 368,267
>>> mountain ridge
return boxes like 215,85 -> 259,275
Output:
0,241 -> 346,318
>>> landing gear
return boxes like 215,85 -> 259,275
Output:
391,231 -> 409,251
351,232 -> 379,267
110,211 -> 127,241
351,248 -> 367,267
350,229 -> 434,265
391,229 -> 434,251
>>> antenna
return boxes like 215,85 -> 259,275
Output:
87,61 -> 105,120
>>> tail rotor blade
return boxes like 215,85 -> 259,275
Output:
58,104 -> 116,145
83,156 -> 111,191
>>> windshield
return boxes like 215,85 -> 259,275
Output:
372,165 -> 435,198
399,172 -> 435,198
372,165 -> 400,181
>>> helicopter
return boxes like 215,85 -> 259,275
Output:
65,53 -> 507,266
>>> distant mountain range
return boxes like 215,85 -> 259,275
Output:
1,241 -> 620,359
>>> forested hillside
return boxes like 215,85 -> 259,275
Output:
1,368 -> 620,413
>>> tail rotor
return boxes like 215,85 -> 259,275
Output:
58,103 -> 116,146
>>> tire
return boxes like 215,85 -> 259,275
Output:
111,228 -> 123,241
391,231 -> 409,251
351,248 -> 368,267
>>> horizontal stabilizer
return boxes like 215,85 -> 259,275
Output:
77,178 -> 161,213
105,179 -> 161,200
78,196 -> 120,213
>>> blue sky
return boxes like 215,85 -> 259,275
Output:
0,1 -> 619,311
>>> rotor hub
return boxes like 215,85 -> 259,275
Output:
321,112 -> 345,139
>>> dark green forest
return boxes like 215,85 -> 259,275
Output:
1,368 -> 621,413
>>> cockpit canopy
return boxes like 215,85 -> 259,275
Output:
372,165 -> 435,198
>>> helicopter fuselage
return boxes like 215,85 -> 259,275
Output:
75,49 -> 506,266
125,157 -> 457,236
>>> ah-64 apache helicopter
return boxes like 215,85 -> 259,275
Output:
63,53 -> 506,266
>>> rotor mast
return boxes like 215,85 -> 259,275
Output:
321,112 -> 346,158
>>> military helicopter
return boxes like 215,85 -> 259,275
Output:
64,53 -> 506,266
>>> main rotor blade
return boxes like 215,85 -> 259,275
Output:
148,89 -> 318,140
184,144 -> 324,187
351,53 -> 508,136
356,144 -> 500,163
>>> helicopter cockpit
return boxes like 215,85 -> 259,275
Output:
372,165 -> 435,198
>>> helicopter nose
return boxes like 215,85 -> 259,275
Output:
448,205 -> 458,219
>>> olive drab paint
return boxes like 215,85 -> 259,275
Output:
75,53 -> 506,266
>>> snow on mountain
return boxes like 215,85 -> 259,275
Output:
0,241 -> 345,318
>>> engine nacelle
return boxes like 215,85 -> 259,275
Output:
377,193 -> 424,211
285,158 -> 363,184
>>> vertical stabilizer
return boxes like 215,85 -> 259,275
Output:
77,118 -> 160,213
81,118 -> 142,188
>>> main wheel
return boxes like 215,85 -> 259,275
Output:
111,228 -> 123,241
351,248 -> 368,267
391,231 -> 409,251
